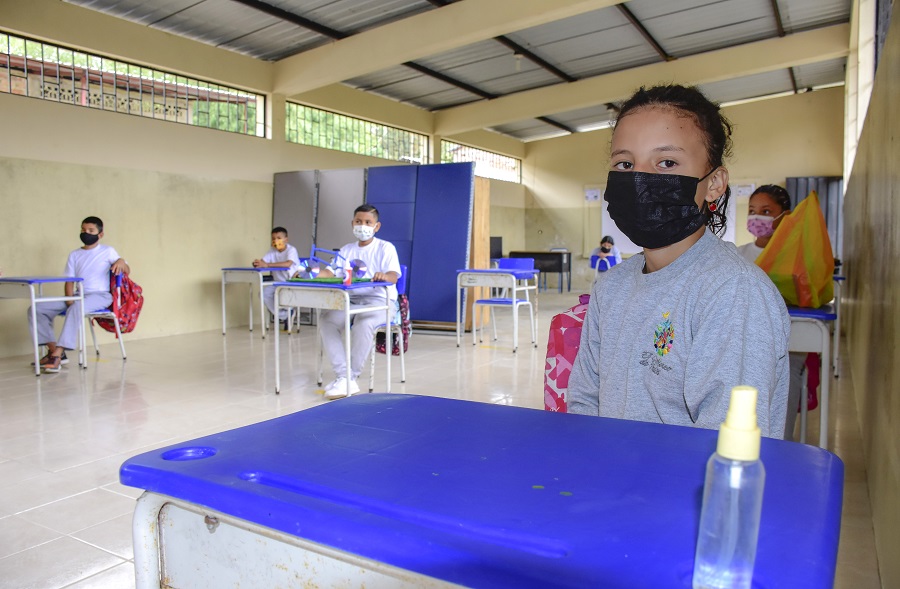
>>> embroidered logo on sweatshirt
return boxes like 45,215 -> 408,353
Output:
654,311 -> 675,357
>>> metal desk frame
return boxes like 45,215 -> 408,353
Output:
273,281 -> 392,395
221,267 -> 269,339
456,269 -> 539,353
0,276 -> 86,376
789,306 -> 837,449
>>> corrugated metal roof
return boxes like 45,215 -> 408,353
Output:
415,40 -> 561,96
283,0 -> 433,35
778,0 -> 853,32
346,70 -> 478,111
217,21 -> 327,61
149,2 -> 294,50
346,65 -> 423,92
63,0 -> 200,26
491,119 -> 565,141
793,57 -> 847,88
551,104 -> 618,131
59,0 -> 852,141
628,0 -> 776,57
698,69 -> 795,104
507,8 -> 661,78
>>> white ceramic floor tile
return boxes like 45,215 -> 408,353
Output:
62,562 -> 135,589
0,515 -> 62,559
71,513 -> 134,560
0,458 -> 47,488
18,489 -> 136,535
0,536 -> 124,589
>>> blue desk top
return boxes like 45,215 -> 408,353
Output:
272,280 -> 393,290
458,268 -> 540,279
788,305 -> 837,321
0,276 -> 83,284
120,394 -> 842,589
222,267 -> 270,272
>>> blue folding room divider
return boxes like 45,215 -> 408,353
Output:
365,165 -> 417,277
409,162 -> 474,325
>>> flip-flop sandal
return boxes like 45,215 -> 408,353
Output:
31,351 -> 68,366
41,355 -> 63,373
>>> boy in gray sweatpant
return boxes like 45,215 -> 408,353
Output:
28,216 -> 129,372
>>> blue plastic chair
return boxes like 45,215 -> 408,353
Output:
594,255 -> 618,276
368,265 -> 408,391
473,258 -> 537,352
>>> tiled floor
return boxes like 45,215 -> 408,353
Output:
0,292 -> 881,588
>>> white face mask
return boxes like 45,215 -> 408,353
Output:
353,224 -> 375,242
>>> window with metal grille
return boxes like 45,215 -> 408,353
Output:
440,140 -> 521,183
0,31 -> 265,137
285,102 -> 429,164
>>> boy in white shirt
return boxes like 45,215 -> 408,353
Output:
252,226 -> 300,326
29,216 -> 129,372
317,205 -> 401,399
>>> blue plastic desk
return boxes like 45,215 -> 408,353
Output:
271,280 -> 393,394
787,305 -> 837,448
456,268 -> 540,352
121,394 -> 843,589
0,276 -> 86,375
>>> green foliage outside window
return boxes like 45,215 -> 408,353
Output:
286,102 -> 429,164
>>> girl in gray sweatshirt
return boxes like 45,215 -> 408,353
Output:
567,84 -> 790,439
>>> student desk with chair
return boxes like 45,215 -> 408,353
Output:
121,393 -> 843,589
456,265 -> 540,353
272,279 -> 393,395
509,250 -> 571,293
221,267 -> 271,339
0,276 -> 86,376
787,304 -> 837,449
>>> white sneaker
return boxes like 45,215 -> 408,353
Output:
347,378 -> 360,396
324,377 -> 360,400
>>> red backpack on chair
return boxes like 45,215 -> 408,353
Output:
94,273 -> 144,336
544,294 -> 591,412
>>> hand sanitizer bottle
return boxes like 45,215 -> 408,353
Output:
693,386 -> 766,589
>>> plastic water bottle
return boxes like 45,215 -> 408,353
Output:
693,386 -> 766,589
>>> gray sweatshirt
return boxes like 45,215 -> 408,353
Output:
568,230 -> 790,438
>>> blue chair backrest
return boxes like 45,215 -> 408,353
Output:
590,255 -> 599,269
497,257 -> 534,270
397,264 -> 408,295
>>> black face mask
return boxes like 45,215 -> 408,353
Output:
604,170 -> 711,249
600,246 -> 611,253
80,232 -> 100,246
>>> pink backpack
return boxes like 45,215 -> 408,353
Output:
543,294 -> 590,412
